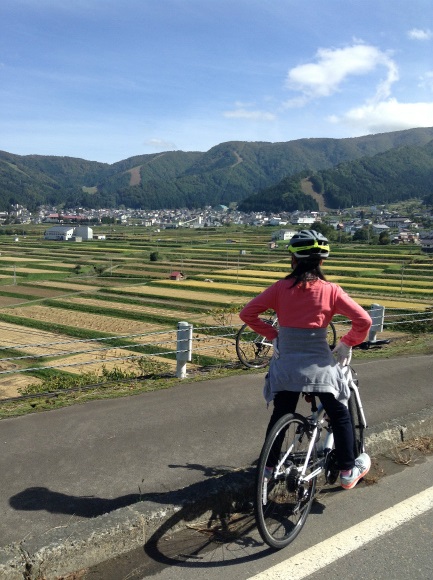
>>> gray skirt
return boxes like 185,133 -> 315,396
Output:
266,327 -> 350,405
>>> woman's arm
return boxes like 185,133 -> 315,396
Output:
239,284 -> 279,341
335,288 -> 372,347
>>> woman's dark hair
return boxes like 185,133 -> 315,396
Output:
285,257 -> 326,287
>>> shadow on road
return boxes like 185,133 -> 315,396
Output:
8,465 -> 332,577
8,462 -> 252,519
9,486 -> 142,518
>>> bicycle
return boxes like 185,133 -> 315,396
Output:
236,314 -> 337,368
254,338 -> 390,550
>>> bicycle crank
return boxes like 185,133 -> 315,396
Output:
324,449 -> 340,484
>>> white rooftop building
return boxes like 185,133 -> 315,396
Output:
44,226 -> 75,241
44,225 -> 93,241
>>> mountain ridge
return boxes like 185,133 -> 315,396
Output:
1,127 -> 433,211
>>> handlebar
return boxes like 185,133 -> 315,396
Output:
353,338 -> 391,350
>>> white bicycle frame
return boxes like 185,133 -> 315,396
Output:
273,364 -> 367,485
272,404 -> 332,485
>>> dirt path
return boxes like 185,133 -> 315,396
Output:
232,151 -> 243,167
301,177 -> 328,211
127,165 -> 142,186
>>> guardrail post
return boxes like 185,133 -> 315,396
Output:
176,321 -> 193,379
369,303 -> 385,343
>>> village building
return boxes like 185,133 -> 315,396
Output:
383,217 -> 413,229
169,271 -> 186,281
420,233 -> 433,252
372,224 -> 390,235
291,216 -> 316,225
44,225 -> 93,241
272,229 -> 297,241
392,230 -> 420,244
44,226 -> 75,241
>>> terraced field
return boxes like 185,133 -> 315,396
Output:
0,225 -> 432,398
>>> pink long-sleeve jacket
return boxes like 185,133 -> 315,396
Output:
239,278 -> 371,347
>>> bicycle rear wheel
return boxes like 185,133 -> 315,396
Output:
255,413 -> 317,549
235,322 -> 273,368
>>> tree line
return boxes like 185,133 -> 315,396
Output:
1,127 -> 433,211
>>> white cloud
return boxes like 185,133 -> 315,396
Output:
143,138 -> 177,150
223,108 -> 276,121
419,71 -> 433,91
282,96 -> 310,109
328,98 -> 433,134
407,28 -> 432,40
285,44 -> 398,102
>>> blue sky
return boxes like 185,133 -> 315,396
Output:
1,0 -> 433,163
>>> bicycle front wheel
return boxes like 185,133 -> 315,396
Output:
255,413 -> 317,549
327,321 -> 337,350
235,322 -> 273,368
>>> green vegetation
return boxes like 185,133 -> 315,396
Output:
320,139 -> 433,208
21,356 -> 171,396
2,127 -> 433,210
240,137 -> 433,212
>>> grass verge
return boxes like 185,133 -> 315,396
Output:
0,365 -> 248,419
1,332 -> 432,419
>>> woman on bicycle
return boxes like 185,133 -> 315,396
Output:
239,229 -> 372,489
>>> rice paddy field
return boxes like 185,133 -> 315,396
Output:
0,223 -> 432,399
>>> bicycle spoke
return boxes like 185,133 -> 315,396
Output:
236,323 -> 273,368
255,414 -> 317,549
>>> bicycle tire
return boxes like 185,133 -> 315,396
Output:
255,413 -> 317,549
236,320 -> 336,368
327,321 -> 337,350
235,321 -> 274,368
348,372 -> 365,456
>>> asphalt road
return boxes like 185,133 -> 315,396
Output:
0,353 -> 432,548
82,454 -> 433,580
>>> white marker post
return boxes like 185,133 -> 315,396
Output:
176,321 -> 193,379
369,303 -> 385,343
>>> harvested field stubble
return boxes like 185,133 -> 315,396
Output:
0,285 -> 66,297
1,232 -> 432,406
0,304 -> 168,335
115,284 -> 244,304
0,373 -> 43,399
64,297 -> 224,324
31,281 -> 103,291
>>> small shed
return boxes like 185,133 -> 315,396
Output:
169,271 -> 186,281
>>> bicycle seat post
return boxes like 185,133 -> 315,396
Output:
304,393 -> 318,413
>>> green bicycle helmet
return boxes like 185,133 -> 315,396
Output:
288,229 -> 330,259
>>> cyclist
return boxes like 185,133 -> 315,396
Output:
239,229 -> 372,489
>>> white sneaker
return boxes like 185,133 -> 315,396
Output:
340,453 -> 371,490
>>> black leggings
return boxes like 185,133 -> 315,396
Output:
265,391 -> 355,471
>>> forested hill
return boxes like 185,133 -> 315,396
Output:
1,126 -> 433,211
239,137 -> 433,212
